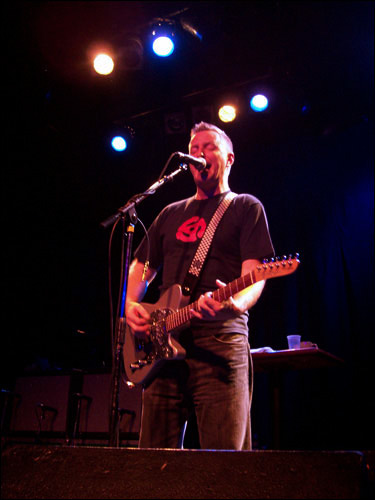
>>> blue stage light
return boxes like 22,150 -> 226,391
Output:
152,36 -> 175,57
111,136 -> 127,152
250,94 -> 269,112
150,19 -> 176,58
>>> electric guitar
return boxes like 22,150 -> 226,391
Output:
123,254 -> 300,386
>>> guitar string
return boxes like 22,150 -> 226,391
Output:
165,259 -> 297,332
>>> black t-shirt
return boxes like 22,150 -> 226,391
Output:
135,191 -> 274,336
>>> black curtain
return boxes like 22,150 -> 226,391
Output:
249,117 -> 374,450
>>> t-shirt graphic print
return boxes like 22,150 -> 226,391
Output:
176,216 -> 206,242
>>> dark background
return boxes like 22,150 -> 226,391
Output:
3,1 -> 374,450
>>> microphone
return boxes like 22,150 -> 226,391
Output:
175,152 -> 207,172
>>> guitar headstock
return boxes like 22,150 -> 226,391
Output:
255,253 -> 300,280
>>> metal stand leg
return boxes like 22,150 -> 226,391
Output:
70,393 -> 92,446
35,403 -> 57,443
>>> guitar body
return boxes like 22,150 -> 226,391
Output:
123,284 -> 190,386
123,254 -> 300,386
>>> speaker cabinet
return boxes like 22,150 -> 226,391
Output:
11,375 -> 71,434
7,373 -> 142,445
81,373 -> 142,443
1,445 -> 366,499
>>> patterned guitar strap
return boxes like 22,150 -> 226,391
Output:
181,191 -> 237,297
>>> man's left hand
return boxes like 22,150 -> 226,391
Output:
189,279 -> 242,320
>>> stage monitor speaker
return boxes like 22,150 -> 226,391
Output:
1,444 -> 366,499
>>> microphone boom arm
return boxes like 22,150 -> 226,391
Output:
100,164 -> 187,229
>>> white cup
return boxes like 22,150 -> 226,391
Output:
287,335 -> 301,350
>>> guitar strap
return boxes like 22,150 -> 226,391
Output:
181,191 -> 237,297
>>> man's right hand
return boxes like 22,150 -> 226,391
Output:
125,301 -> 151,339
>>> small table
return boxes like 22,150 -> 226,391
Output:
251,347 -> 344,448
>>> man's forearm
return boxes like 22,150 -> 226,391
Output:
126,259 -> 156,308
231,280 -> 265,313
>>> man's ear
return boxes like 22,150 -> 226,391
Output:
227,152 -> 235,168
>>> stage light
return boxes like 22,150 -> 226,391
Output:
108,125 -> 135,152
122,36 -> 144,70
164,112 -> 187,134
152,36 -> 174,57
111,136 -> 127,152
150,19 -> 175,57
93,53 -> 114,75
250,94 -> 269,112
218,105 -> 237,123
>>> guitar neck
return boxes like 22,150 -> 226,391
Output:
165,255 -> 300,333
165,272 -> 255,332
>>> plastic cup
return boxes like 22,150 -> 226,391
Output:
287,335 -> 301,350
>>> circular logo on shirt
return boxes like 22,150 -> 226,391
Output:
176,216 -> 206,242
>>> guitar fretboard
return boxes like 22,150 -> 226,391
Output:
164,255 -> 300,333
165,271 -> 256,332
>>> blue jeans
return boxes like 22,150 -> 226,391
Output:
139,331 -> 253,450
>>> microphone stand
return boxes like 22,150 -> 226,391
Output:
101,163 -> 187,448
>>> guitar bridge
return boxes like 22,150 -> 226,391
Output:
130,358 -> 152,371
